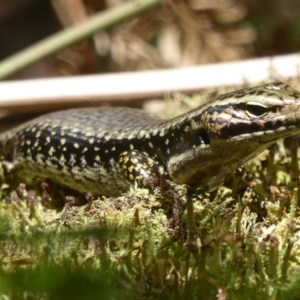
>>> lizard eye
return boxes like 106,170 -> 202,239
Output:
245,102 -> 268,118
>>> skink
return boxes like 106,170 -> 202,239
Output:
0,82 -> 299,196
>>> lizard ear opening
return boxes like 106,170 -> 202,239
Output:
199,129 -> 210,145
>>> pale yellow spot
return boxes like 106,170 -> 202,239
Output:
48,147 -> 55,156
159,166 -> 165,175
81,156 -> 87,167
60,155 -> 66,164
69,154 -> 76,165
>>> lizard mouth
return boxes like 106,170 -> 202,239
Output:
228,125 -> 299,143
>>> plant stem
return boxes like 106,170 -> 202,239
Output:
0,0 -> 161,80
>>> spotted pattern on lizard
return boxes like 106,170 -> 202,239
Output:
0,82 -> 299,196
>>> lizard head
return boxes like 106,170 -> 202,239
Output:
166,82 -> 300,190
200,81 -> 300,144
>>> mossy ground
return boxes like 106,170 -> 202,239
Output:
1,81 -> 300,299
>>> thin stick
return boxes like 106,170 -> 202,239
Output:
0,53 -> 299,114
0,0 -> 161,80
